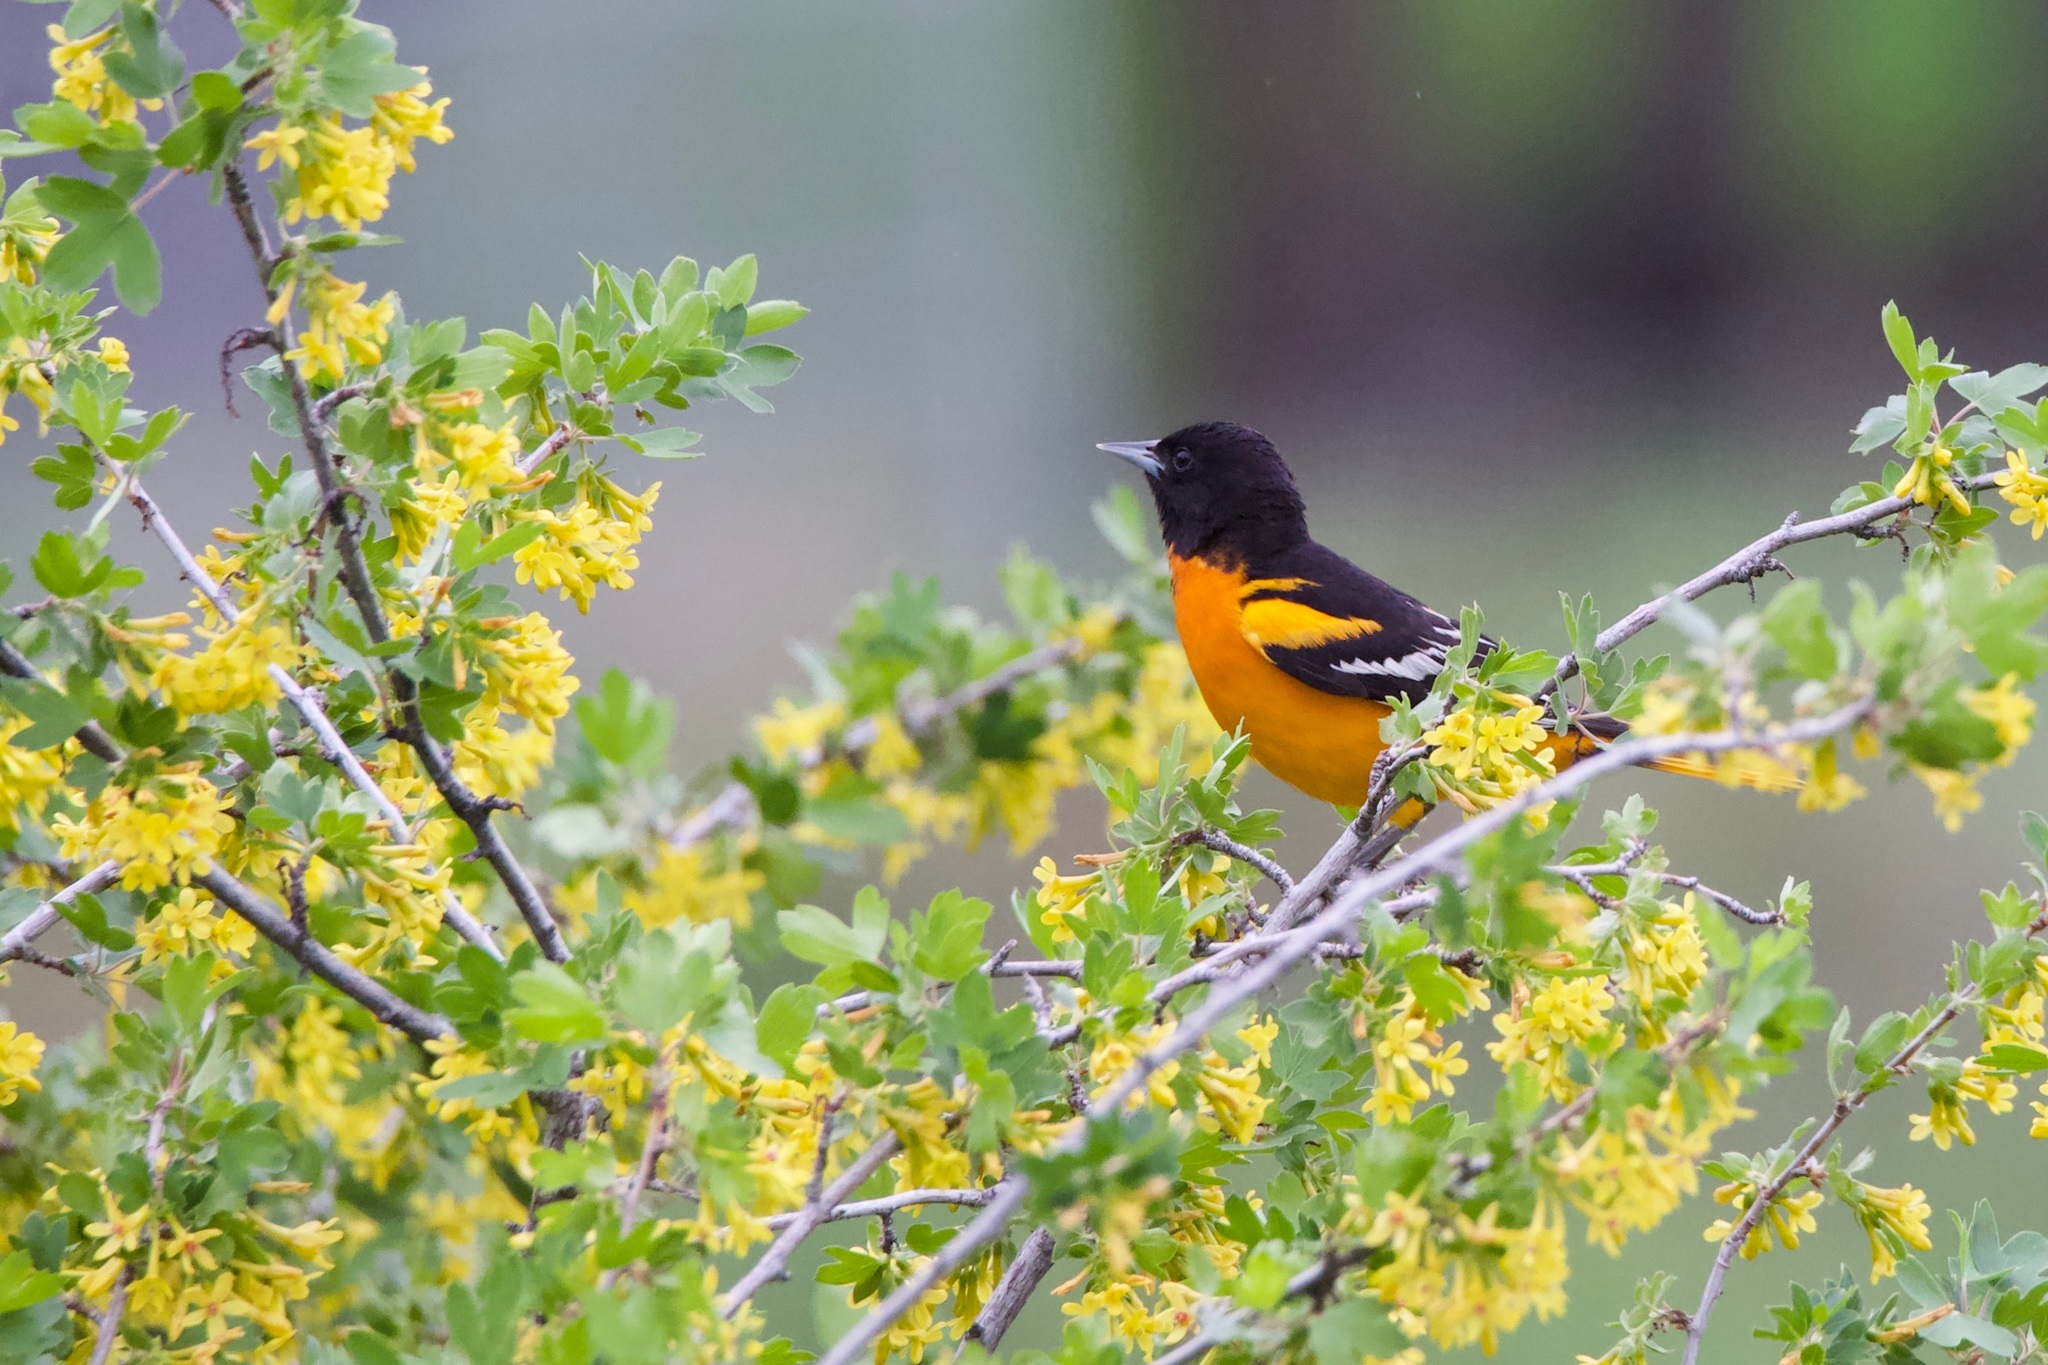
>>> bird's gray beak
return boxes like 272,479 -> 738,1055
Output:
1097,439 -> 1163,477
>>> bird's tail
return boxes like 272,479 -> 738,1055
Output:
1549,713 -> 1804,794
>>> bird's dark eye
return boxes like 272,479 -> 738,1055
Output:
1171,447 -> 1194,473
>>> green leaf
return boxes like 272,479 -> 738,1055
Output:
910,889 -> 992,982
101,2 -> 185,100
503,963 -> 607,1045
1760,580 -> 1837,680
743,299 -> 807,336
777,888 -> 890,969
1881,301 -> 1919,380
756,982 -> 826,1073
36,175 -> 159,312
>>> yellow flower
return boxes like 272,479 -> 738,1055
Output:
1911,764 -> 1982,833
512,476 -> 659,612
1851,1180 -> 1932,1280
1795,738 -> 1866,813
478,611 -> 579,734
135,887 -> 229,963
47,25 -> 158,126
624,844 -> 763,930
0,1021 -> 45,1106
371,82 -> 455,172
0,715 -> 64,832
95,336 -> 129,372
51,770 -> 235,892
1489,975 -> 1615,1100
285,271 -> 396,385
244,123 -> 308,171
151,615 -> 307,714
1910,1086 -> 1976,1150
1893,445 -> 1971,516
1620,897 -> 1708,1009
754,696 -> 847,765
1994,448 -> 2048,539
1963,672 -> 2034,762
1703,1182 -> 1822,1260
1032,856 -> 1098,944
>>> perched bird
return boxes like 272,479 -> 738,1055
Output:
1099,421 -> 1787,810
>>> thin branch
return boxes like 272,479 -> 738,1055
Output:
85,1264 -> 133,1365
116,470 -> 503,960
516,421 -> 578,475
197,867 -> 455,1047
221,163 -> 569,965
0,861 -> 122,968
673,637 -> 1089,850
1542,471 -> 2004,700
1173,828 -> 1293,893
761,1186 -> 998,1231
965,1225 -> 1056,1351
1678,899 -> 2048,1365
721,1131 -> 902,1316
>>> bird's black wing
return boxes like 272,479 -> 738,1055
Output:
1235,542 -> 1493,704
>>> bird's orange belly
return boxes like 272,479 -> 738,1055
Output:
1171,558 -> 1390,807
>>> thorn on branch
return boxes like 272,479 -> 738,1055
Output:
218,326 -> 281,418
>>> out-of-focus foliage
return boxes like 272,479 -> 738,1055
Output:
1,6 -> 2048,1365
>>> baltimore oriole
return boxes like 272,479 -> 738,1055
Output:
1099,421 -> 1792,810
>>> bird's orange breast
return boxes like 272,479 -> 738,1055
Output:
1168,552 -> 1391,806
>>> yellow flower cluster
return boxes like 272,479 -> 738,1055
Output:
0,1020 -> 45,1106
134,887 -> 257,964
249,81 -> 450,232
1421,696 -> 1557,820
1359,1192 -> 1570,1354
51,770 -> 235,892
479,611 -> 580,734
1894,444 -> 1971,516
514,474 -> 661,612
1618,897 -> 1708,1016
1364,986 -> 1476,1124
47,25 -> 160,126
280,270 -> 398,385
623,844 -> 764,931
0,180 -> 59,286
0,715 -> 64,833
1910,1058 -> 2015,1149
1849,1180 -> 1933,1279
1488,975 -> 1616,1101
1994,448 -> 2048,539
1551,1072 -> 1750,1254
251,1000 -> 406,1184
150,615 -> 308,715
63,1165 -> 342,1359
1702,1179 -> 1823,1260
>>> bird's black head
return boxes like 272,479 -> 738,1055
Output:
1098,421 -> 1308,563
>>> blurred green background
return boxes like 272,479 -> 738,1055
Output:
6,0 -> 2048,1356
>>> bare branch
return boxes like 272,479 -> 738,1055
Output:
85,1264 -> 133,1365
965,1225 -> 1056,1351
221,163 -> 568,965
1542,471 -> 2004,699
1173,827 -> 1293,893
197,867 -> 455,1047
721,1131 -> 902,1317
761,1186 -> 998,1231
0,861 -> 122,969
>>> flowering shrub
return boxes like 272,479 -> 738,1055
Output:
2,6 -> 2048,1365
